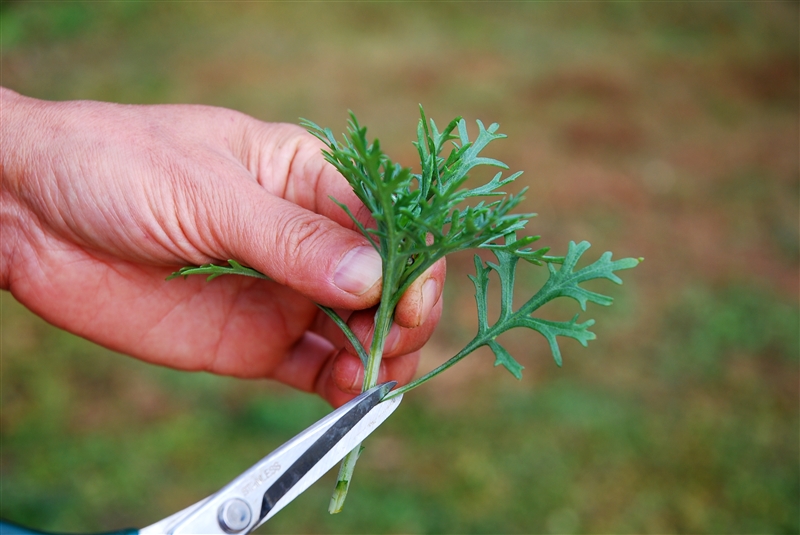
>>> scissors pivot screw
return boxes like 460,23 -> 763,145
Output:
218,498 -> 252,533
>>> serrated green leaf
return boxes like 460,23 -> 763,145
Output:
459,240 -> 639,375
305,107 -> 533,305
524,241 -> 640,312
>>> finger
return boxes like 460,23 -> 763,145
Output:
394,259 -> 446,328
329,349 -> 421,395
315,350 -> 358,408
314,296 -> 442,365
268,331 -> 339,393
190,174 -> 384,310
283,131 -> 375,231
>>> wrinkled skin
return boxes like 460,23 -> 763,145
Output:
0,88 -> 445,407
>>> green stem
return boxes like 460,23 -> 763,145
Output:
329,268 -> 398,514
362,298 -> 396,389
327,443 -> 362,514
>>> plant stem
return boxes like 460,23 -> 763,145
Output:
330,323 -> 490,513
327,443 -> 361,514
362,300 -> 395,388
328,273 -> 397,514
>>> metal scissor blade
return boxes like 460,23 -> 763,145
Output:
257,389 -> 402,526
141,382 -> 401,535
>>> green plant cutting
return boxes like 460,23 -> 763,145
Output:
169,107 -> 640,514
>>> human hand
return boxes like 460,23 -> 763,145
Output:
0,88 -> 444,407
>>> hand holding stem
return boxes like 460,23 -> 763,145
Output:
0,87 -> 445,407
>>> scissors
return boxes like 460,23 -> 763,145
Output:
0,382 -> 402,535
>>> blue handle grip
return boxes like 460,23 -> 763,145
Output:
0,520 -> 137,535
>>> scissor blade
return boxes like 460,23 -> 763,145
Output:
143,383 -> 401,535
258,390 -> 403,526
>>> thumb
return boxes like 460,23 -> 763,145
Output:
197,176 -> 383,309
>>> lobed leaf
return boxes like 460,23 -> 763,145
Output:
469,240 -> 640,374
524,241 -> 640,313
518,315 -> 597,367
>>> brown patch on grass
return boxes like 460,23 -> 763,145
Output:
548,163 -> 649,211
562,117 -> 645,153
527,68 -> 644,153
732,55 -> 800,104
532,69 -> 635,105
402,63 -> 443,95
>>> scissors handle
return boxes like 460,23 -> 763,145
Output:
0,520 -> 137,535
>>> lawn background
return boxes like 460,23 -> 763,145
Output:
1,2 -> 798,533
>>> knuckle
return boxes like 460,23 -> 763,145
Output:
276,211 -> 331,279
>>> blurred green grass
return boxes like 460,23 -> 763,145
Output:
1,2 -> 798,533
